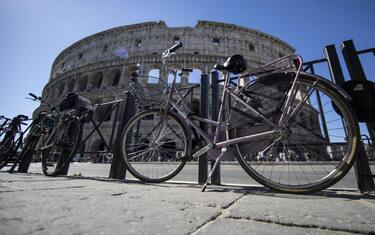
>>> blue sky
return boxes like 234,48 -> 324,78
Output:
0,0 -> 374,126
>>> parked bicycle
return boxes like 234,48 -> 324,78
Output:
0,93 -> 57,172
0,114 -> 30,169
38,93 -> 124,176
0,115 -> 13,139
119,42 -> 359,193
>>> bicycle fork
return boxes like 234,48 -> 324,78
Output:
201,147 -> 227,192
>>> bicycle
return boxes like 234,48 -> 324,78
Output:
119,42 -> 359,193
39,93 -> 124,176
1,93 -> 58,173
0,114 -> 30,169
0,115 -> 13,139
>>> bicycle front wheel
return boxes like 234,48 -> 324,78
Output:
120,109 -> 190,183
228,72 -> 359,193
41,117 -> 82,176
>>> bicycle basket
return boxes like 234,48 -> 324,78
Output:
128,76 -> 169,111
229,74 -> 291,129
58,93 -> 92,111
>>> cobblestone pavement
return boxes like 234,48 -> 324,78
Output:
0,172 -> 374,235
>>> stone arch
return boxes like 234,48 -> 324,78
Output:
107,69 -> 121,86
94,104 -> 113,122
90,139 -> 106,152
67,79 -> 76,93
75,75 -> 88,92
91,71 -> 103,89
57,82 -> 65,96
148,69 -> 160,83
189,69 -> 202,84
48,86 -> 56,99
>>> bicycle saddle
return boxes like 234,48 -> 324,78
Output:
16,114 -> 29,121
214,54 -> 247,74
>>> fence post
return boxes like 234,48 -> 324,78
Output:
210,70 -> 221,185
109,94 -> 135,179
341,40 -> 375,192
198,74 -> 209,184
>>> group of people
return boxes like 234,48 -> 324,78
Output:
73,153 -> 113,163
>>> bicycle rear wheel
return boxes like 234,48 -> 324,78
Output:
41,117 -> 82,176
228,72 -> 359,193
0,133 -> 22,170
120,109 -> 190,183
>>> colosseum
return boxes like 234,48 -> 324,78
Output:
37,20 -> 304,154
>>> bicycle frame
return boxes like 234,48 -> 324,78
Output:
161,54 -> 304,153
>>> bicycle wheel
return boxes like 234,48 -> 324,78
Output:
228,72 -> 359,193
41,117 -> 82,176
0,132 -> 22,170
8,119 -> 40,173
120,109 -> 190,183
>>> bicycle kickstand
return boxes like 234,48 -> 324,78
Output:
201,147 -> 227,192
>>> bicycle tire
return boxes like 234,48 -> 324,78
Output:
41,117 -> 82,176
228,72 -> 359,193
120,109 -> 191,183
0,133 -> 22,170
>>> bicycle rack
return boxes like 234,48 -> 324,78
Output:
10,40 -> 374,193
303,40 -> 375,193
109,93 -> 135,179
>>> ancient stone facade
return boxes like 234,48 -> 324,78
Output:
38,20 -> 296,153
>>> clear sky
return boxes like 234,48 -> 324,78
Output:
0,0 -> 374,122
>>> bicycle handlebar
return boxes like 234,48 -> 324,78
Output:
0,115 -> 12,121
169,42 -> 183,53
162,42 -> 183,59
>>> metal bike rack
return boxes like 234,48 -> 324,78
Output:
197,72 -> 222,185
109,93 -> 135,179
198,74 -> 209,184
303,40 -> 375,193
341,40 -> 375,192
210,71 -> 221,185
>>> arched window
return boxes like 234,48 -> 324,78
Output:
90,139 -> 106,152
67,79 -> 76,93
249,43 -> 255,51
135,39 -> 142,47
108,70 -> 121,86
92,72 -> 103,89
148,69 -> 160,84
94,104 -> 113,122
76,76 -> 88,92
213,38 -> 220,46
57,82 -> 65,96
188,69 -> 202,83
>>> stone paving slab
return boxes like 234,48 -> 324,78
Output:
0,173 -> 242,235
223,192 -> 375,234
0,172 -> 374,235
193,218 -> 356,235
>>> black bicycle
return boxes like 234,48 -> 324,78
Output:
0,114 -> 29,169
0,115 -> 12,139
1,93 -> 57,172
